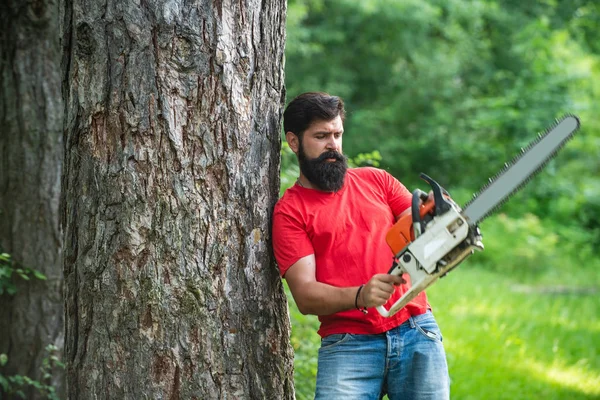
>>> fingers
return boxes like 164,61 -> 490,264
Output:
361,274 -> 406,308
418,190 -> 434,206
389,274 -> 406,285
422,190 -> 434,205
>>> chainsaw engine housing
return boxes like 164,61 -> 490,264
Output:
377,175 -> 483,318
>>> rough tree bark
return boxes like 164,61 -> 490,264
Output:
60,0 -> 293,398
0,0 -> 65,398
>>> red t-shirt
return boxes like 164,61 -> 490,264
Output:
272,167 -> 429,337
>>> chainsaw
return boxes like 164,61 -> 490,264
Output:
377,115 -> 580,318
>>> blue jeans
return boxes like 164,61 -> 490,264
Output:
315,311 -> 449,400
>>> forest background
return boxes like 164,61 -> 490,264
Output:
281,0 -> 599,399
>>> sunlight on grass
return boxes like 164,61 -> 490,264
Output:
526,358 -> 600,396
287,264 -> 600,400
429,265 -> 600,399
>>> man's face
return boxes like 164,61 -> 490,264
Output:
300,115 -> 344,159
297,116 -> 348,192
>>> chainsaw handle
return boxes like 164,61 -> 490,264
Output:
411,189 -> 429,236
420,173 -> 451,215
376,305 -> 392,317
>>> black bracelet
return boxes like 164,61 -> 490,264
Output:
355,284 -> 368,314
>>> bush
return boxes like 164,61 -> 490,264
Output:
0,251 -> 63,399
474,213 -> 600,285
0,345 -> 64,400
0,252 -> 47,295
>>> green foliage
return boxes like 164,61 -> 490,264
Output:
476,213 -> 600,283
280,142 -> 300,196
0,253 -> 47,296
285,281 -> 321,400
0,345 -> 64,400
285,0 -> 600,235
348,150 -> 382,168
0,252 -> 59,399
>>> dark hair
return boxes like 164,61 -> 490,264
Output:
283,92 -> 345,137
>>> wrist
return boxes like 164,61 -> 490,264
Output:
355,284 -> 368,314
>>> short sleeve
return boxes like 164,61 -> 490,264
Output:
383,171 -> 412,217
272,206 -> 314,277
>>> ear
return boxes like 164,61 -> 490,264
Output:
285,131 -> 300,154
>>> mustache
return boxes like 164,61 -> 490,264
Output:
316,151 -> 346,163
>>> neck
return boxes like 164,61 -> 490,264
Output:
296,175 -> 314,189
297,175 -> 341,193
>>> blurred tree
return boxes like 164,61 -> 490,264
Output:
285,0 -> 600,239
61,0 -> 293,398
0,0 -> 64,397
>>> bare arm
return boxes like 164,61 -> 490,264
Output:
285,254 -> 405,316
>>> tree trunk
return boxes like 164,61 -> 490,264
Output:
60,0 -> 293,398
0,0 -> 65,398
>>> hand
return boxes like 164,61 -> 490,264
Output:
359,274 -> 406,308
419,190 -> 434,205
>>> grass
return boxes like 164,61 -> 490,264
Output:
286,263 -> 600,399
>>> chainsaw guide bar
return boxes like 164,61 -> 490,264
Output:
462,115 -> 580,225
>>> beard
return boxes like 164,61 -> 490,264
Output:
298,144 -> 348,192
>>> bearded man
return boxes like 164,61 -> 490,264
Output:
272,92 -> 450,400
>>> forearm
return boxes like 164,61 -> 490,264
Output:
283,255 -> 401,316
291,281 -> 361,316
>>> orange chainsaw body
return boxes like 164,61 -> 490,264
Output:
386,198 -> 437,256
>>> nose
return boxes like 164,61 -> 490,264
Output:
326,135 -> 341,152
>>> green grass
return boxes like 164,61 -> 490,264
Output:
287,264 -> 600,399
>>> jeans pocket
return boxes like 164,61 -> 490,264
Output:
319,333 -> 352,351
413,315 -> 443,343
